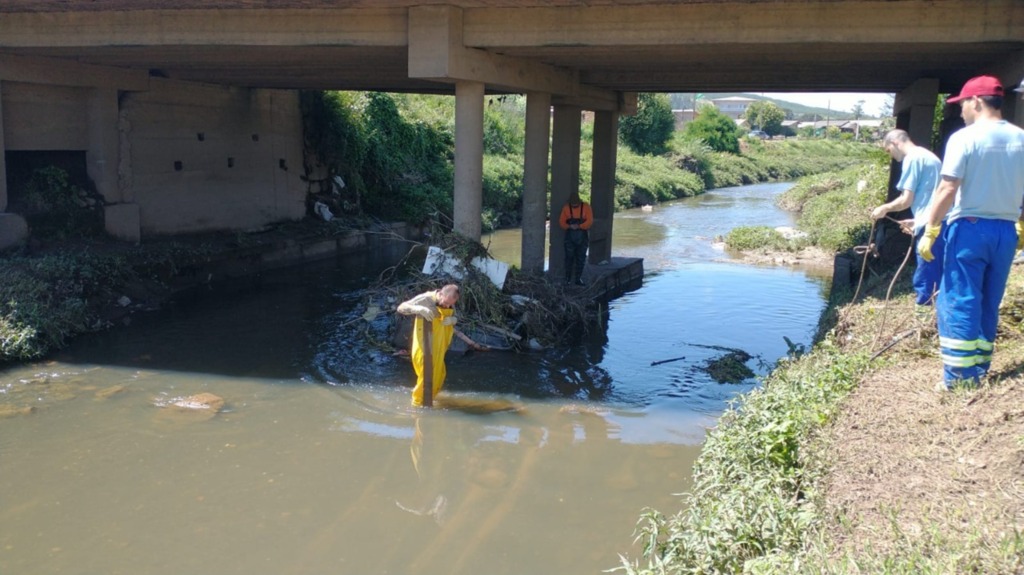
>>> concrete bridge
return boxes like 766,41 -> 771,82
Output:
0,0 -> 1022,278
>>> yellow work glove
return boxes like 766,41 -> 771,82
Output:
1016,220 -> 1024,251
917,224 -> 941,262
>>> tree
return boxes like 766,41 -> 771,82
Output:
851,99 -> 865,120
619,93 -> 676,155
683,106 -> 739,153
742,101 -> 785,135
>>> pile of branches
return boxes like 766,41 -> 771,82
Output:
365,231 -> 597,352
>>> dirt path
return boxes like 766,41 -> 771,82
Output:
818,268 -> 1024,563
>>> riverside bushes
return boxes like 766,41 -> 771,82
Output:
618,342 -> 869,574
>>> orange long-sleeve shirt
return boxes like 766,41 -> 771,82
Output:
558,201 -> 593,231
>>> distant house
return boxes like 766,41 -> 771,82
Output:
841,119 -> 885,140
710,96 -> 757,120
672,108 -> 697,130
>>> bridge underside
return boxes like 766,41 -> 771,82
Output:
1,2 -> 1021,95
0,0 -> 1022,274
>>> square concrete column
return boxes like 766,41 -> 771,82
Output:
0,81 -> 6,212
547,104 -> 582,281
87,88 -> 121,203
894,78 -> 939,151
454,80 -> 484,241
892,78 -> 939,202
588,109 -> 618,265
520,91 -> 551,275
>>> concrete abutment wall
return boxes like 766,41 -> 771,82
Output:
0,56 -> 309,250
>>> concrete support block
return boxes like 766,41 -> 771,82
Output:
0,81 -> 6,212
520,91 -> 551,275
87,88 -> 121,204
588,109 -> 619,265
103,203 -> 141,243
894,78 -> 939,151
453,80 -> 484,241
0,213 -> 29,251
301,239 -> 338,261
547,105 -> 582,281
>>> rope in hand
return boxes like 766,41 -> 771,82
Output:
845,215 -> 920,358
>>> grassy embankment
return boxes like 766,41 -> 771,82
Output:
618,160 -> 1024,574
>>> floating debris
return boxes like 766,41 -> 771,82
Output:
704,350 -> 754,384
357,230 -> 599,354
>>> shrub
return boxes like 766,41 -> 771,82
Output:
619,93 -> 676,155
683,106 -> 740,154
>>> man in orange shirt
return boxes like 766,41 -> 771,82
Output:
558,192 -> 594,286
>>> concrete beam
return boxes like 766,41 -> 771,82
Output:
0,9 -> 407,48
409,5 -> 622,111
0,54 -> 150,90
464,1 -> 1023,47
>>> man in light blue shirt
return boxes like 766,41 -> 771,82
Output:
918,75 -> 1024,389
871,129 -> 943,316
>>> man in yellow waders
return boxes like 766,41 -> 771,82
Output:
397,284 -> 485,407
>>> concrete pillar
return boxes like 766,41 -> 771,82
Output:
87,88 -> 120,203
894,78 -> 939,151
547,104 -> 581,281
891,78 -> 939,201
87,87 -> 140,242
453,80 -> 484,241
520,91 -> 551,275
0,81 -> 6,212
588,109 -> 618,265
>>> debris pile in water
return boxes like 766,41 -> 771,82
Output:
359,231 -> 599,352
704,350 -> 755,383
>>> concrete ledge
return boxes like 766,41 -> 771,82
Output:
104,203 -> 141,243
0,213 -> 29,250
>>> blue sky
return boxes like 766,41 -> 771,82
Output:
762,92 -> 893,117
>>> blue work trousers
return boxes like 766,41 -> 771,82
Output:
913,223 -> 945,306
937,218 -> 1018,386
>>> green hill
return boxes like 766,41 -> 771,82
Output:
668,92 -> 880,121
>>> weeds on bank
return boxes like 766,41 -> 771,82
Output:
619,263 -> 1024,575
0,252 -> 132,360
725,158 -> 890,256
617,343 -> 870,574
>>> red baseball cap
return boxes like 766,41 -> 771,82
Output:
947,75 -> 1005,103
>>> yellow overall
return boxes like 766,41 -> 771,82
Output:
410,307 -> 455,407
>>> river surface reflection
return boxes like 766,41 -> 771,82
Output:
0,182 -> 829,574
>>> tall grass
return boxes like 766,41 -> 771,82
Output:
618,344 -> 870,574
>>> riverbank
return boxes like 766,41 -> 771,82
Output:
622,175 -> 1024,574
621,255 -> 1024,574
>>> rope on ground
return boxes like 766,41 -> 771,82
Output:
849,218 -> 878,305
870,230 -> 917,353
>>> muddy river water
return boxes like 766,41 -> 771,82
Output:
0,182 -> 829,574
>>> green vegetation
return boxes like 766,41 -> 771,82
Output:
724,226 -> 801,252
0,242 -> 219,362
15,166 -> 104,240
743,100 -> 786,135
724,146 -> 888,254
619,93 -> 676,155
1,91 -> 885,364
618,261 -> 1024,574
620,345 -> 870,574
683,106 -> 741,153
298,90 -> 884,229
